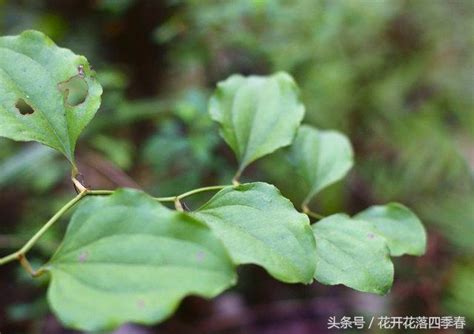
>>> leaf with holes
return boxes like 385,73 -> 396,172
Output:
355,203 -> 427,256
0,30 -> 102,164
194,182 -> 316,284
288,125 -> 353,204
312,214 -> 393,295
45,189 -> 236,331
209,72 -> 305,177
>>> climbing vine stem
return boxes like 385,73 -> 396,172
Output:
154,185 -> 229,202
0,191 -> 86,267
0,184 -> 231,271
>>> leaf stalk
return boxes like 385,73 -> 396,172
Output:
302,204 -> 325,220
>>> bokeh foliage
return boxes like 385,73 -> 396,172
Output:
0,0 -> 473,332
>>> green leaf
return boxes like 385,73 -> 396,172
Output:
355,203 -> 427,256
209,72 -> 305,176
46,189 -> 236,331
0,30 -> 102,164
312,214 -> 393,295
194,182 -> 316,284
289,125 -> 353,203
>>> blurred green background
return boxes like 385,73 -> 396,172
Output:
0,0 -> 473,333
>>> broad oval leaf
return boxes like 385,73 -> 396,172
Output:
194,182 -> 316,284
0,30 -> 102,164
312,214 -> 393,295
46,189 -> 236,331
289,125 -> 353,203
209,72 -> 305,176
355,203 -> 427,256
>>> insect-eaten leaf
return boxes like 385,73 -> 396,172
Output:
355,203 -> 427,256
312,214 -> 394,295
288,125 -> 353,204
0,30 -> 102,165
45,189 -> 236,332
209,72 -> 305,178
194,182 -> 316,284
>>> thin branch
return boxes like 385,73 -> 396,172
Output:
174,198 -> 184,211
232,169 -> 242,186
154,185 -> 230,202
0,191 -> 86,266
0,181 -> 230,272
153,195 -> 176,202
87,189 -> 115,195
177,185 -> 228,200
302,204 -> 325,221
72,176 -> 88,193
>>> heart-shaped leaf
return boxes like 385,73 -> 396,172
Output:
209,72 -> 305,178
194,182 -> 316,284
355,203 -> 426,256
289,125 -> 353,204
312,214 -> 393,295
0,30 -> 102,164
45,189 -> 236,331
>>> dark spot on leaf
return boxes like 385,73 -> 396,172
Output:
367,233 -> 375,240
15,98 -> 35,115
195,251 -> 206,262
78,250 -> 89,262
58,75 -> 89,106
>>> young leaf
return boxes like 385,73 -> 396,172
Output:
209,72 -> 305,177
0,30 -> 102,164
355,203 -> 427,256
312,214 -> 393,295
289,125 -> 353,204
194,182 -> 316,284
45,189 -> 236,331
